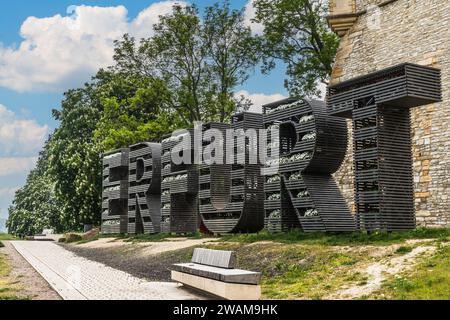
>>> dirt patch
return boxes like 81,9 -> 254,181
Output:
0,241 -> 61,300
137,239 -> 213,257
329,245 -> 436,299
337,244 -> 402,258
78,237 -> 213,254
77,238 -> 130,249
405,239 -> 435,245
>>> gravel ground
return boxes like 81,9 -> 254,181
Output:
61,242 -> 197,282
0,241 -> 61,300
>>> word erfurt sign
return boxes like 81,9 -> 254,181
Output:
102,64 -> 441,234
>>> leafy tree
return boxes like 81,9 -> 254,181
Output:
47,83 -> 104,231
93,71 -> 180,151
46,69 -> 178,230
7,141 -> 63,236
253,0 -> 339,97
113,1 -> 259,124
203,2 -> 260,121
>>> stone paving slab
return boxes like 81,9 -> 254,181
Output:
10,241 -> 205,300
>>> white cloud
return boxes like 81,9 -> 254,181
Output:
317,82 -> 327,99
0,105 -> 46,219
0,187 -> 19,219
0,105 -> 48,156
0,187 -> 19,196
131,1 -> 185,39
0,1 -> 185,92
236,90 -> 287,113
244,0 -> 264,35
0,157 -> 38,177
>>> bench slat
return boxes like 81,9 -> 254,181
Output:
173,263 -> 261,285
192,248 -> 236,269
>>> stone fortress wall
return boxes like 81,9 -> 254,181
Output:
328,0 -> 450,227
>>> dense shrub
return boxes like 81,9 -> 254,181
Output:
64,233 -> 83,243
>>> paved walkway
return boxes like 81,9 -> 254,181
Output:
10,241 -> 204,300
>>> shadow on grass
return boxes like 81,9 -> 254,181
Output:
124,232 -> 204,243
219,228 -> 450,246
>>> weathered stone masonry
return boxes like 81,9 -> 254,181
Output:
328,0 -> 449,227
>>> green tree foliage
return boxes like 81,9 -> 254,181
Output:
253,0 -> 339,97
93,71 -> 179,151
203,2 -> 261,120
7,142 -> 63,236
47,82 -> 104,231
113,1 -> 259,123
45,70 -> 179,231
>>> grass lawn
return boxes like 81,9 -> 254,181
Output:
0,234 -> 15,240
0,234 -> 16,248
219,228 -> 450,246
64,228 -> 450,300
0,234 -> 28,300
211,228 -> 450,299
369,243 -> 450,300
0,252 -> 28,300
73,228 -> 450,246
261,249 -> 366,300
206,241 -> 373,299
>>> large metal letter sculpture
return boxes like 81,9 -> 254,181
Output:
199,113 -> 265,234
128,143 -> 162,234
263,98 -> 355,233
161,129 -> 199,233
101,148 -> 129,234
327,63 -> 442,232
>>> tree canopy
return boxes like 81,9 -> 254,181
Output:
253,0 -> 339,97
92,71 -> 177,151
47,83 -> 104,230
113,2 -> 259,123
7,140 -> 63,236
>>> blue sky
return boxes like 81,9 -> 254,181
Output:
0,0 -> 289,221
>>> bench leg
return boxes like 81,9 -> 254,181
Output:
172,271 -> 261,300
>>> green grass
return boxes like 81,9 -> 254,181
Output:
74,234 -> 101,245
395,246 -> 414,254
205,241 -> 373,300
261,248 -> 366,299
61,227 -> 450,300
0,253 -> 28,300
0,234 -> 15,241
75,228 -> 450,246
211,229 -> 450,299
371,244 -> 450,300
219,228 -> 450,246
0,234 -> 16,248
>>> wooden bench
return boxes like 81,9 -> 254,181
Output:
171,248 -> 261,300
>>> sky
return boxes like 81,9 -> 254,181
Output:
0,0 -> 292,221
